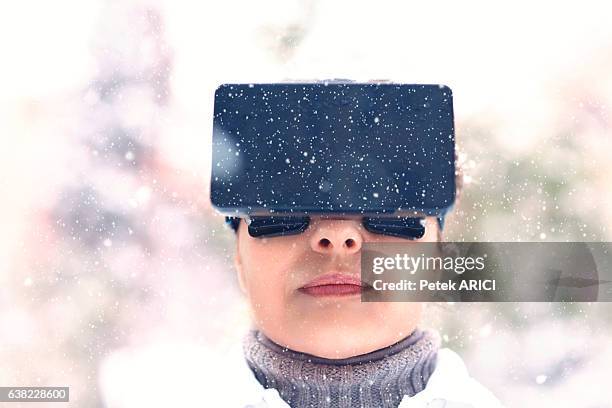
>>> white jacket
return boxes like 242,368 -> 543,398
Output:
215,342 -> 504,408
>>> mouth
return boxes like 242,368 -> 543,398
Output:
299,272 -> 372,297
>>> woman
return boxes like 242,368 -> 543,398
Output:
209,82 -> 503,407
216,199 -> 502,407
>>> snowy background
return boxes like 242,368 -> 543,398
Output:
1,0 -> 612,406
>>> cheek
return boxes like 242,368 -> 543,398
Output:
423,218 -> 439,242
238,235 -> 304,311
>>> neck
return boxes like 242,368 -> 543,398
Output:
243,328 -> 440,408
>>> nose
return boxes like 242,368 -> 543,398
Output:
309,219 -> 363,255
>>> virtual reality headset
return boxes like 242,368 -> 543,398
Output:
210,82 -> 456,238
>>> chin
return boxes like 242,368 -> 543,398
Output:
257,304 -> 422,359
283,324 -> 397,359
298,337 -> 386,359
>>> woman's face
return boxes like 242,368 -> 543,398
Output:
234,215 -> 439,359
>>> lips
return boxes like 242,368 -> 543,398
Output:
299,273 -> 370,297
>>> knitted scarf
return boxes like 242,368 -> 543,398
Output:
243,328 -> 440,408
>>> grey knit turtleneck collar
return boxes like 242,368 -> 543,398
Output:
243,328 -> 440,408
